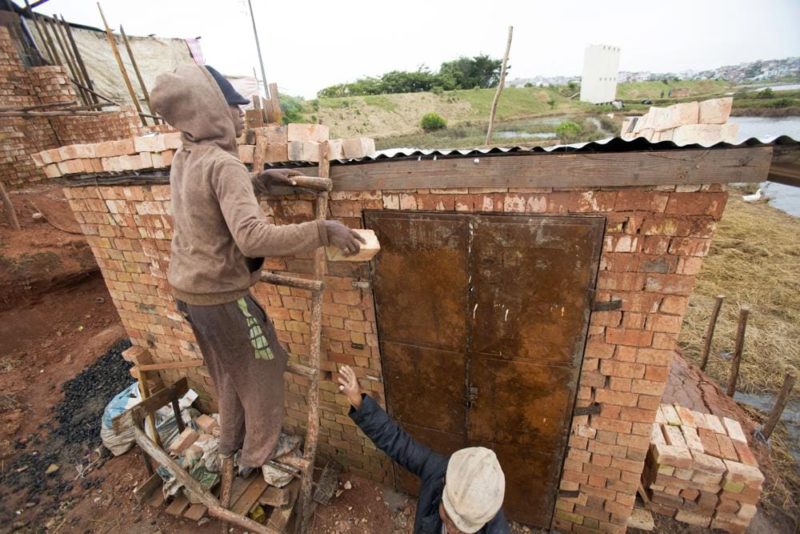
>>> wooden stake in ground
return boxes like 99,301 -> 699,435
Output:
485,26 -> 513,145
0,181 -> 21,231
761,367 -> 797,440
97,3 -> 146,126
701,294 -> 725,370
726,306 -> 750,396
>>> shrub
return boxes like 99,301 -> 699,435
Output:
421,112 -> 447,132
555,120 -> 583,142
758,88 -> 775,99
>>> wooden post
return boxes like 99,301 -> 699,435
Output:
297,141 -> 329,534
761,368 -> 797,440
218,455 -> 234,534
61,15 -> 99,105
0,181 -> 21,231
120,26 -> 157,122
268,82 -> 282,124
700,294 -> 725,370
726,306 -> 750,397
485,26 -> 513,145
97,3 -> 146,126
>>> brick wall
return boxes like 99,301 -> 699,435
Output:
64,179 -> 727,530
0,27 -> 145,188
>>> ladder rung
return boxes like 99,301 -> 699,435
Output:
286,362 -> 315,379
249,173 -> 332,192
261,272 -> 323,292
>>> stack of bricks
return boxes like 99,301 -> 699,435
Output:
62,172 -> 730,530
0,26 -> 150,188
621,98 -> 738,146
644,403 -> 764,532
237,123 -> 376,165
31,132 -> 182,178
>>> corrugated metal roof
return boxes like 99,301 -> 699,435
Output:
345,134 -> 800,164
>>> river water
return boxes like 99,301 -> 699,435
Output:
734,116 -> 800,216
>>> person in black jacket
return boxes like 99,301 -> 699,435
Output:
337,365 -> 510,534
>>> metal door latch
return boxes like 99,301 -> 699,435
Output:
588,288 -> 622,311
465,385 -> 479,408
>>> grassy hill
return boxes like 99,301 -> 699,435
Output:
296,80 -> 738,143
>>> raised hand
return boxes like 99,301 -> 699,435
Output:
337,365 -> 363,409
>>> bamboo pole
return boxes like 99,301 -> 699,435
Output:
485,26 -> 513,145
700,294 -> 725,370
119,25 -> 157,123
726,306 -> 750,396
0,182 -> 21,231
761,368 -> 797,440
36,12 -> 61,65
61,14 -> 98,105
25,1 -> 54,64
0,110 -> 117,117
53,15 -> 91,105
247,0 -> 269,98
297,141 -> 329,534
97,3 -> 146,126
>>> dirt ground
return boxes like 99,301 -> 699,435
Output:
1,183 -> 797,533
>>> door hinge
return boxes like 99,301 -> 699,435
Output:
465,385 -> 479,408
588,288 -> 623,311
573,403 -> 602,416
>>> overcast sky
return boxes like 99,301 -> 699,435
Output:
33,0 -> 800,99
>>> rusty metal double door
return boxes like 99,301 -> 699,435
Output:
365,211 -> 604,527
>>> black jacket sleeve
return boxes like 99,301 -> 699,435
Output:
349,394 -> 448,480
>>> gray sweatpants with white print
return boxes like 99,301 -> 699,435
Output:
177,294 -> 288,467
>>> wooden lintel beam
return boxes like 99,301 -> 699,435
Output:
329,146 -> 774,191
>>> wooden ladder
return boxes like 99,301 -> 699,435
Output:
251,137 -> 334,533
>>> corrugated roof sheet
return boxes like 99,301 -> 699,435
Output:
344,135 -> 800,164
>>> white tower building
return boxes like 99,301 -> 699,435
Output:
579,44 -> 621,104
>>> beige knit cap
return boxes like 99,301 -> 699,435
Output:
441,447 -> 505,533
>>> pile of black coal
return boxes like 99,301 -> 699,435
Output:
0,339 -> 133,513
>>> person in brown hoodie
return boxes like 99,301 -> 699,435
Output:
150,64 -> 363,476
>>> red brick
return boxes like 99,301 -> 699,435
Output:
591,416 -> 632,434
605,328 -> 653,347
669,237 -> 711,257
595,389 -> 639,407
636,348 -> 674,366
665,192 -> 727,219
717,434 -> 740,461
615,191 -> 668,212
600,360 -> 646,379
642,236 -> 671,255
644,274 -> 696,295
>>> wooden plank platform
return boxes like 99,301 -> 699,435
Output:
140,469 -> 300,529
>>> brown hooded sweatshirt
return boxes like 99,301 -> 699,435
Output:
150,64 -> 328,305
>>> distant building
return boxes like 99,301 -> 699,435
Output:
579,44 -> 621,104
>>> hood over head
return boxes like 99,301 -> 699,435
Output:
150,64 -> 238,155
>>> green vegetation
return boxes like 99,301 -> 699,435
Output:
317,55 -> 502,97
279,94 -> 305,124
420,112 -> 447,132
731,88 -> 800,113
555,120 -> 583,142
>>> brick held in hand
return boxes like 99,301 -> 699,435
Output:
326,229 -> 380,263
